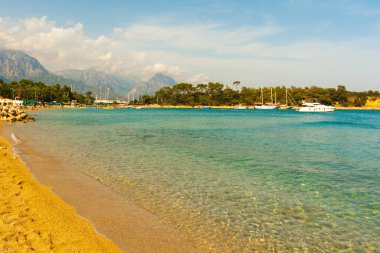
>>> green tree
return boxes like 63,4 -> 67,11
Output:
233,80 -> 241,91
334,85 -> 349,106
223,87 -> 239,105
0,79 -> 12,98
207,82 -> 224,105
85,91 -> 95,104
141,94 -> 154,104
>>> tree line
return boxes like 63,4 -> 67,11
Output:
139,82 -> 379,107
1,79 -> 379,107
0,79 -> 94,104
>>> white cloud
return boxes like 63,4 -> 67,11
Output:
141,63 -> 184,81
186,73 -> 210,84
121,22 -> 284,56
0,16 -> 379,90
100,52 -> 113,61
23,16 -> 55,32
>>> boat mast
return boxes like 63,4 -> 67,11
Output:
270,88 -> 273,104
286,89 -> 288,106
261,87 -> 264,105
274,89 -> 277,105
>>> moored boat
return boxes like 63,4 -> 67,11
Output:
254,104 -> 279,110
280,89 -> 296,109
254,87 -> 279,110
298,102 -> 335,112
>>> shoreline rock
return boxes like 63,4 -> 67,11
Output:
0,102 -> 30,122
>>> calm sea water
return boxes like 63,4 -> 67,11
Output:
12,108 -> 380,252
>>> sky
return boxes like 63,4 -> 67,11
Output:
1,0 -> 380,90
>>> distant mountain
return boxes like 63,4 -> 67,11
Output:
0,49 -> 177,99
0,49 -> 89,92
128,73 -> 176,98
0,49 -> 49,78
55,68 -> 134,99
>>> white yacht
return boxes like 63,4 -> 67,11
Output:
298,102 -> 335,112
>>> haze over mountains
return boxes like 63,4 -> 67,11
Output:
127,73 -> 176,99
54,68 -> 135,99
0,49 -> 177,99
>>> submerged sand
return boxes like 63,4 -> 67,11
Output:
0,135 -> 121,252
1,124 -> 203,253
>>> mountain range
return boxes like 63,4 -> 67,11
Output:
0,49 -> 89,91
0,49 -> 177,99
54,68 -> 135,99
127,73 -> 176,99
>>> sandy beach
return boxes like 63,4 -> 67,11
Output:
0,123 -> 203,253
0,133 -> 121,252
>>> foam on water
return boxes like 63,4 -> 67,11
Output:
12,108 -> 380,252
9,132 -> 24,156
10,132 -> 21,144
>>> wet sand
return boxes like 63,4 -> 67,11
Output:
1,124 -> 203,253
0,134 -> 120,252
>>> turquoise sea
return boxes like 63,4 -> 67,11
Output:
11,108 -> 380,252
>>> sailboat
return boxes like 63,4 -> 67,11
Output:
254,87 -> 279,110
280,89 -> 295,110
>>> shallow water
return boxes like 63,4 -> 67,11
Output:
11,108 -> 380,252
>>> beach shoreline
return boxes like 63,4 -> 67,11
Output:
0,124 -> 121,252
1,123 -> 203,253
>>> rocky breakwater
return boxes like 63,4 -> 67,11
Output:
0,103 -> 33,122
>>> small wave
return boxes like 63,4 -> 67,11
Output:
11,132 -> 21,144
10,132 -> 23,157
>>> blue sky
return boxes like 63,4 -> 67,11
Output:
3,0 -> 379,40
1,0 -> 380,90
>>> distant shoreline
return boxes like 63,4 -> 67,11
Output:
335,106 -> 380,110
27,104 -> 380,110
